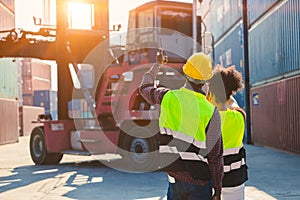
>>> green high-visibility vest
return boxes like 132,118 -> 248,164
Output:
159,88 -> 215,145
220,109 -> 245,150
220,109 -> 248,187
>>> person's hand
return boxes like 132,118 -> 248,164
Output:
156,48 -> 168,64
211,194 -> 221,200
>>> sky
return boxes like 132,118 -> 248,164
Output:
15,0 -> 193,31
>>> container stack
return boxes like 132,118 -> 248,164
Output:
20,58 -> 57,135
21,58 -> 51,102
199,0 -> 245,109
201,0 -> 300,154
33,90 -> 58,120
68,99 -> 93,119
248,0 -> 300,154
0,0 -> 19,145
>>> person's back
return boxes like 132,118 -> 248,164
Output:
139,51 -> 223,200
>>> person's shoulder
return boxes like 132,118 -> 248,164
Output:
230,107 -> 246,120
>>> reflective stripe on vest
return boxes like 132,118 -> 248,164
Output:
159,145 -> 208,163
223,146 -> 243,156
224,158 -> 246,173
160,127 -> 206,149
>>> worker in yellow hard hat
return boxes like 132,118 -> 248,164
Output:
183,52 -> 213,81
139,49 -> 223,200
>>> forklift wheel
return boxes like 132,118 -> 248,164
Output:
30,126 -> 63,165
120,133 -> 159,172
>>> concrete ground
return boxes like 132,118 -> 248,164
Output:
0,136 -> 300,200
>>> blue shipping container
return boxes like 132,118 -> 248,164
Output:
45,109 -> 58,120
213,23 -> 246,109
249,0 -> 300,84
208,0 -> 242,41
33,90 -> 57,110
68,99 -> 81,111
248,0 -> 280,24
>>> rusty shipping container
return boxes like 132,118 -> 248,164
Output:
21,58 -> 51,79
22,93 -> 34,106
250,74 -> 300,154
0,98 -> 19,145
22,76 -> 51,94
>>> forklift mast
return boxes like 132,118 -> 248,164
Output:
0,0 -> 109,120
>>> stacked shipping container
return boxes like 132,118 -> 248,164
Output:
0,0 -> 19,145
200,0 -> 245,108
34,90 -> 58,120
248,0 -> 300,154
250,75 -> 300,153
20,59 -> 57,135
0,0 -> 14,31
201,0 -> 300,154
21,58 -> 51,98
213,23 -> 246,109
248,0 -> 300,84
0,98 -> 19,144
68,99 -> 93,119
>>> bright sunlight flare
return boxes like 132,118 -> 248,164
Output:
68,2 -> 94,29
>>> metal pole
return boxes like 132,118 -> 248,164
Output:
242,0 -> 252,144
193,0 -> 197,53
56,0 -> 73,120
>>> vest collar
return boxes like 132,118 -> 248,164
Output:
180,87 -> 207,98
182,82 -> 206,95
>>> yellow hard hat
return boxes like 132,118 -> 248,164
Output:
183,52 -> 213,81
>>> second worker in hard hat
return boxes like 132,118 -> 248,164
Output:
139,50 -> 224,200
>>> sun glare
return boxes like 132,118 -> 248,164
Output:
68,2 -> 94,30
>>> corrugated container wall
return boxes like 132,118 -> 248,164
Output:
248,0 -> 280,24
250,74 -> 300,154
0,58 -> 18,99
249,0 -> 300,84
0,0 -> 14,12
207,0 -> 242,41
0,0 -> 14,31
21,58 -> 51,95
213,22 -> 245,109
22,59 -> 51,79
0,0 -> 19,145
0,98 -> 19,144
17,59 -> 22,106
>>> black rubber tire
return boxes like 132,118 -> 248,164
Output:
119,132 -> 159,172
30,126 -> 63,165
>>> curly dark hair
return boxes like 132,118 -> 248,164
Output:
209,65 -> 243,103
